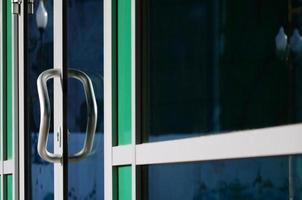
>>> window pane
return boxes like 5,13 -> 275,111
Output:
27,0 -> 54,198
142,155 -> 302,200
138,0 -> 302,142
67,0 -> 104,197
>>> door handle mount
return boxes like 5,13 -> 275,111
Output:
37,68 -> 97,163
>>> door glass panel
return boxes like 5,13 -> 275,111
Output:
138,0 -> 302,142
141,155 -> 302,200
27,0 -> 54,198
67,0 -> 104,198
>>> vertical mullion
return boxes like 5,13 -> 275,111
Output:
104,0 -> 114,198
131,0 -> 136,198
62,0 -> 68,198
53,0 -> 65,199
12,8 -> 20,199
0,0 -> 3,198
6,0 -> 12,161
17,0 -> 25,198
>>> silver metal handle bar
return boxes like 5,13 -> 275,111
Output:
68,69 -> 97,162
37,68 -> 61,163
37,68 -> 97,163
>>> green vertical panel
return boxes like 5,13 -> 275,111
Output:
3,0 -> 12,160
5,175 -> 12,200
118,0 -> 132,145
118,166 -> 132,200
2,0 -> 7,161
112,0 -> 118,145
6,0 -> 13,160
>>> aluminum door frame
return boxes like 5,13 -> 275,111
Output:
16,0 -> 65,199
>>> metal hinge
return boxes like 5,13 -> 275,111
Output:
12,0 -> 34,15
12,0 -> 21,15
28,0 -> 34,14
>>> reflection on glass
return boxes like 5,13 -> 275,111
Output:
28,0 -> 54,198
139,0 -> 302,142
143,156 -> 302,200
67,0 -> 104,198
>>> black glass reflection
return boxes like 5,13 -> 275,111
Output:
67,0 -> 104,198
142,156 -> 302,200
27,0 -> 54,198
139,0 -> 302,142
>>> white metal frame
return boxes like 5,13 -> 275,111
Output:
17,0 -> 25,198
104,0 -> 113,199
12,10 -> 18,200
53,0 -> 64,199
112,125 -> 302,166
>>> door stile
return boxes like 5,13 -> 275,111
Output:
104,0 -> 114,199
53,0 -> 65,199
12,6 -> 19,200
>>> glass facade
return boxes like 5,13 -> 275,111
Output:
138,0 -> 302,142
1,0 -> 302,198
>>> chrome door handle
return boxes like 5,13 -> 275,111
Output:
37,68 -> 62,163
67,69 -> 97,162
37,68 -> 97,163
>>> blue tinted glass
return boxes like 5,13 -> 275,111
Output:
144,156 -> 302,200
139,0 -> 302,142
28,0 -> 54,198
67,0 -> 104,198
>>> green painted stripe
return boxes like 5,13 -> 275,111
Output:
118,166 -> 132,200
7,175 -> 12,200
112,0 -> 118,145
117,0 -> 132,145
6,0 -> 12,160
2,0 -> 13,160
2,0 -> 7,162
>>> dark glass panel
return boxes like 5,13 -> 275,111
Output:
142,156 -> 302,200
67,0 -> 104,198
27,0 -> 54,198
139,0 -> 302,142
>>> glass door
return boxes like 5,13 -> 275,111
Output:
24,0 -> 104,199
